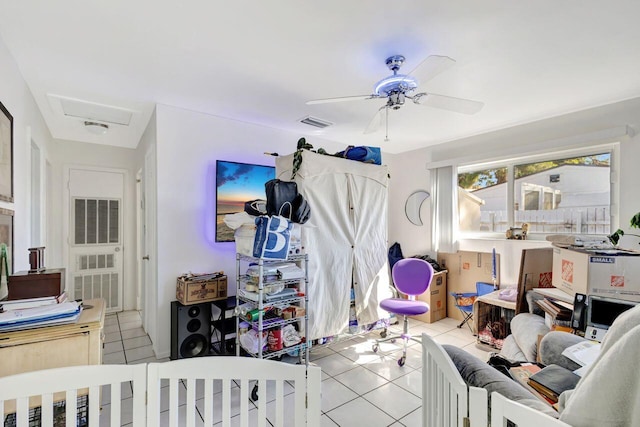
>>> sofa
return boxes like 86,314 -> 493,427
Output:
438,302 -> 640,426
499,292 -> 584,370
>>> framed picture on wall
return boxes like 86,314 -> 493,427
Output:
0,101 -> 13,203
0,208 -> 14,283
215,160 -> 275,242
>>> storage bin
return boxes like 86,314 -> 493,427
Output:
234,224 -> 256,257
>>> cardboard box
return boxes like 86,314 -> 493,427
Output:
176,275 -> 228,305
7,268 -> 65,300
410,271 -> 447,323
438,251 -> 499,322
552,247 -> 640,302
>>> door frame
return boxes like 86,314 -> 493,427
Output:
63,164 -> 130,311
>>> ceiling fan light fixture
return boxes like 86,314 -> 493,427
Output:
374,74 -> 418,96
84,121 -> 109,135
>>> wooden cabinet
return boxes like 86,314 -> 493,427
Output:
0,298 -> 105,377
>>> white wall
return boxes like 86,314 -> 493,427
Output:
134,109 -> 158,350
48,139 -> 137,310
389,97 -> 640,287
153,104 -> 345,358
0,35 -> 53,296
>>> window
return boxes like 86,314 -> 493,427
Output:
458,151 -> 611,236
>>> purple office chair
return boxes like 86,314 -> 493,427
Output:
372,258 -> 434,366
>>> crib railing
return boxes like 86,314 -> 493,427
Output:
0,357 -> 321,427
422,333 -> 488,427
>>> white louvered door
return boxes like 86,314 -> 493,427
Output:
68,168 -> 124,312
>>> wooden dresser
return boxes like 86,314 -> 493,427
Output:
0,298 -> 105,377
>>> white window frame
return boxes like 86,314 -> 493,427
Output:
456,143 -> 619,241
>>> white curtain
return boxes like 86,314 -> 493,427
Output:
431,166 -> 457,253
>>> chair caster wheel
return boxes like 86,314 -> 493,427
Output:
380,330 -> 387,338
397,356 -> 406,367
251,384 -> 259,401
372,344 -> 379,353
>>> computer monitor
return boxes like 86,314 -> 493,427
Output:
586,295 -> 638,341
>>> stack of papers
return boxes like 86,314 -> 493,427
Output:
561,340 -> 601,376
0,301 -> 82,332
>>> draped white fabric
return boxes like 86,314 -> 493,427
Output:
431,166 -> 457,254
276,151 -> 391,340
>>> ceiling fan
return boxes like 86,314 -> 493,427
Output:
306,55 -> 484,140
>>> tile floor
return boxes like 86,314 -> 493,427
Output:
103,311 -> 492,426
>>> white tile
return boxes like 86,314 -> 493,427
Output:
123,335 -> 152,350
432,333 -> 472,348
121,327 -> 148,340
247,378 -> 294,404
321,414 -> 339,426
445,326 -> 477,344
105,315 -> 119,326
103,340 -> 124,355
125,345 -> 155,362
421,319 -> 457,333
100,381 -> 133,406
158,404 -> 204,427
118,310 -> 142,322
309,344 -> 336,361
325,397 -> 394,427
392,369 -> 422,398
159,380 -> 188,412
104,331 -> 122,343
99,396 -> 134,426
398,407 -> 422,427
103,351 -> 126,364
104,323 -> 120,334
408,323 -> 447,337
213,406 -> 262,427
362,382 -> 421,420
264,391 -> 312,427
332,339 -> 386,364
120,319 -> 143,331
195,386 -> 253,425
361,354 -> 414,382
320,378 -> 358,412
333,366 -> 388,396
388,346 -> 422,370
313,353 -> 358,377
183,378 -> 224,400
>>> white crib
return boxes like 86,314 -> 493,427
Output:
421,333 -> 488,427
0,357 -> 321,427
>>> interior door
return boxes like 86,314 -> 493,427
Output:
68,168 -> 124,312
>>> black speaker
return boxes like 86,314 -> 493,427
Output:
571,293 -> 588,332
171,301 -> 211,360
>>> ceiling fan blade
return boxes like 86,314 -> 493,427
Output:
413,93 -> 484,115
404,55 -> 456,85
363,106 -> 386,134
306,94 -> 378,105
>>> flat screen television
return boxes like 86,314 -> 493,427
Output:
215,160 -> 275,242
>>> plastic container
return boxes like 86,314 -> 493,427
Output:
239,321 -> 250,335
234,224 -> 257,257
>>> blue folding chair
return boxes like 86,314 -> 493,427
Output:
451,282 -> 494,333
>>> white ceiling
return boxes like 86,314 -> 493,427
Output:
1,1 -> 640,153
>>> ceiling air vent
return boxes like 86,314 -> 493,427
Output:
299,116 -> 333,129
